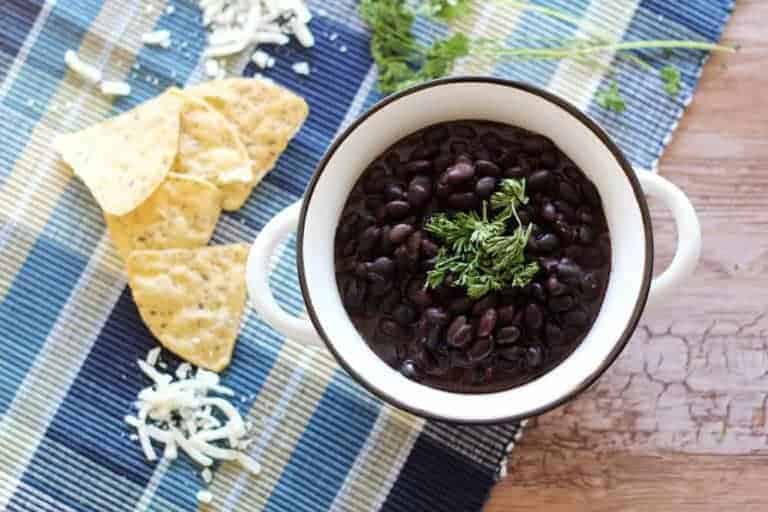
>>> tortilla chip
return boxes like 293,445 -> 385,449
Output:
186,78 -> 308,210
172,91 -> 253,211
126,244 -> 249,371
104,173 -> 222,261
54,90 -> 185,215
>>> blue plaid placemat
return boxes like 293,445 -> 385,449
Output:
0,1 -> 733,511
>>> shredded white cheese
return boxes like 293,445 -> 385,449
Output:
196,490 -> 215,504
291,61 -> 310,76
195,0 -> 315,77
125,348 -> 261,480
142,29 -> 172,48
64,50 -> 102,84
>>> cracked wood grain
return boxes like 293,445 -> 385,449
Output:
488,2 -> 768,510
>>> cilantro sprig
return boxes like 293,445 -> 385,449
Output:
359,0 -> 736,112
425,178 -> 539,299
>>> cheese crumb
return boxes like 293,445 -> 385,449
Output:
196,490 -> 214,504
165,4 -> 175,15
292,61 -> 310,76
64,49 -> 102,84
204,59 -> 220,78
142,30 -> 172,49
201,468 -> 212,484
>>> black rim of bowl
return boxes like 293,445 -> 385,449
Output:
296,76 -> 654,425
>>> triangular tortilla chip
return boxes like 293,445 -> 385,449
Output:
105,173 -> 222,261
126,244 -> 249,371
186,78 -> 308,210
54,90 -> 185,215
172,91 -> 254,210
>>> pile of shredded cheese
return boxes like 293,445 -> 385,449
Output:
125,347 -> 260,503
197,0 -> 315,77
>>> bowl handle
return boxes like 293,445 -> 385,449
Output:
637,171 -> 702,306
246,201 -> 321,345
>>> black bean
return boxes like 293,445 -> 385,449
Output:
554,200 -> 576,221
554,220 -> 576,243
539,257 -> 559,274
337,212 -> 360,242
450,140 -> 470,155
407,183 -> 432,208
400,360 -> 423,380
425,125 -> 450,145
559,181 -> 581,204
497,325 -> 521,345
358,226 -> 381,254
546,275 -> 567,296
468,337 -> 494,363
452,124 -> 476,138
406,230 -> 422,258
525,346 -> 544,368
393,304 -> 417,326
545,322 -> 565,345
433,153 -> 453,174
578,225 -> 595,245
448,324 -> 474,348
421,239 -> 439,259
563,310 -> 589,327
477,308 -> 498,338
389,224 -> 415,244
581,272 -> 601,299
578,208 -> 594,225
383,183 -> 405,201
525,303 -> 544,330
421,257 -> 438,271
386,200 -> 410,219
448,192 -> 479,210
533,233 -> 559,253
403,160 -> 432,175
380,289 -> 401,314
540,202 -> 557,223
549,295 -> 574,313
472,294 -> 498,316
530,282 -> 547,302
411,145 -> 439,160
451,351 -> 474,369
407,279 -> 432,308
425,353 -> 451,376
343,279 -> 367,311
368,272 -> 393,296
474,160 -> 500,177
527,169 -> 552,193
499,347 -> 526,368
340,239 -> 357,257
472,147 -> 491,162
435,180 -> 452,198
471,176 -> 495,199
354,262 -> 370,279
365,195 -> 385,212
522,135 -> 553,155
379,319 -> 405,338
378,226 -> 394,256
449,296 -> 475,315
497,305 -> 517,326
540,151 -> 558,168
446,162 -> 475,184
424,325 -> 442,352
370,256 -> 395,277
503,166 -> 526,179
425,307 -> 450,326
577,247 -> 603,269
556,259 -> 583,284
581,180 -> 601,206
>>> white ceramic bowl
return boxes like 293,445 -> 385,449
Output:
247,78 -> 701,423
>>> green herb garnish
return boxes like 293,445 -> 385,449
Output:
425,178 -> 539,299
359,0 -> 469,95
359,0 -> 735,111
660,64 -> 682,96
596,81 -> 626,113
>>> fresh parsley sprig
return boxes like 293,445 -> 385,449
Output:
359,0 -> 736,112
424,178 -> 539,299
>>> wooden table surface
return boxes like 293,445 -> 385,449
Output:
487,2 -> 768,510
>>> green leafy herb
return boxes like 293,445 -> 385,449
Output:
424,178 -> 539,299
359,0 -> 469,95
660,64 -> 682,96
420,0 -> 472,20
596,81 -> 626,113
359,0 -> 736,112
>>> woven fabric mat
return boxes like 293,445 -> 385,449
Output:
0,1 -> 732,511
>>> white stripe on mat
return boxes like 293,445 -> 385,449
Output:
0,0 -> 57,98
546,0 -> 640,109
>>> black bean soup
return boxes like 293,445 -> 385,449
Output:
334,120 -> 611,393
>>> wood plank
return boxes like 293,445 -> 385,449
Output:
488,1 -> 768,510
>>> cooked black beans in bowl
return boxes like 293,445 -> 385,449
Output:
334,120 -> 611,393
